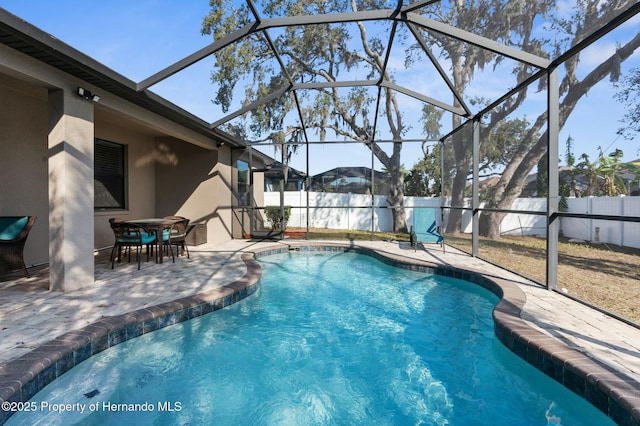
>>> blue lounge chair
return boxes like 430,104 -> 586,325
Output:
410,208 -> 444,252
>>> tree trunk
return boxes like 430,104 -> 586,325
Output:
371,132 -> 408,233
387,165 -> 408,233
479,210 -> 505,238
445,165 -> 470,234
444,111 -> 472,234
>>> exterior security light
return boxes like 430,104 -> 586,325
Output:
77,87 -> 100,102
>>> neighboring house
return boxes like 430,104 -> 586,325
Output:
519,168 -> 591,198
0,9 -> 269,292
309,167 -> 390,195
625,158 -> 640,196
263,161 -> 307,192
520,163 -> 640,197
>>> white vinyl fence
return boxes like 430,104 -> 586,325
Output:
563,196 -> 640,249
264,192 -> 442,232
264,192 -> 640,249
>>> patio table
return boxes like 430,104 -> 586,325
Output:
125,218 -> 179,264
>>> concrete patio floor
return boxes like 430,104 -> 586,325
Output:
1,239 -> 639,415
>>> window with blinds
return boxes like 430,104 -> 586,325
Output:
95,139 -> 126,209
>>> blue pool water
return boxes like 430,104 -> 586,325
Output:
8,251 -> 614,425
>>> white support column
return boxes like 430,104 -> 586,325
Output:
48,88 -> 95,292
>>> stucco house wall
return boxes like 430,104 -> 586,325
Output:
93,114 -> 160,249
0,74 -> 49,267
154,136 -> 231,247
0,15 -> 255,291
0,58 -> 238,258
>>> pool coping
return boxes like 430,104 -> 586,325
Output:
0,243 -> 638,425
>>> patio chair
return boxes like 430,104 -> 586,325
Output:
0,216 -> 37,277
109,218 -> 157,270
164,216 -> 190,261
411,208 -> 444,253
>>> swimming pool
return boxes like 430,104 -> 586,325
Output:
6,250 -> 614,425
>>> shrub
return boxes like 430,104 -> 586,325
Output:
264,205 -> 291,230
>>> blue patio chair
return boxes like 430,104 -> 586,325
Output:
0,216 -> 37,277
410,208 -> 444,252
163,216 -> 190,261
109,218 -> 157,270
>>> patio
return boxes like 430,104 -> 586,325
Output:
1,240 -> 639,421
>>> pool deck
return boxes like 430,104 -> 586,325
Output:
1,239 -> 639,423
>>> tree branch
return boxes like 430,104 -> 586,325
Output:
494,30 -> 640,207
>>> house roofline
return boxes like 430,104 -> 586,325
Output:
0,7 -> 245,149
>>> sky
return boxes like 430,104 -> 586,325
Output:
1,1 -> 639,175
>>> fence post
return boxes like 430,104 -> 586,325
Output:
347,192 -> 351,231
620,195 -> 625,247
588,196 -> 593,243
